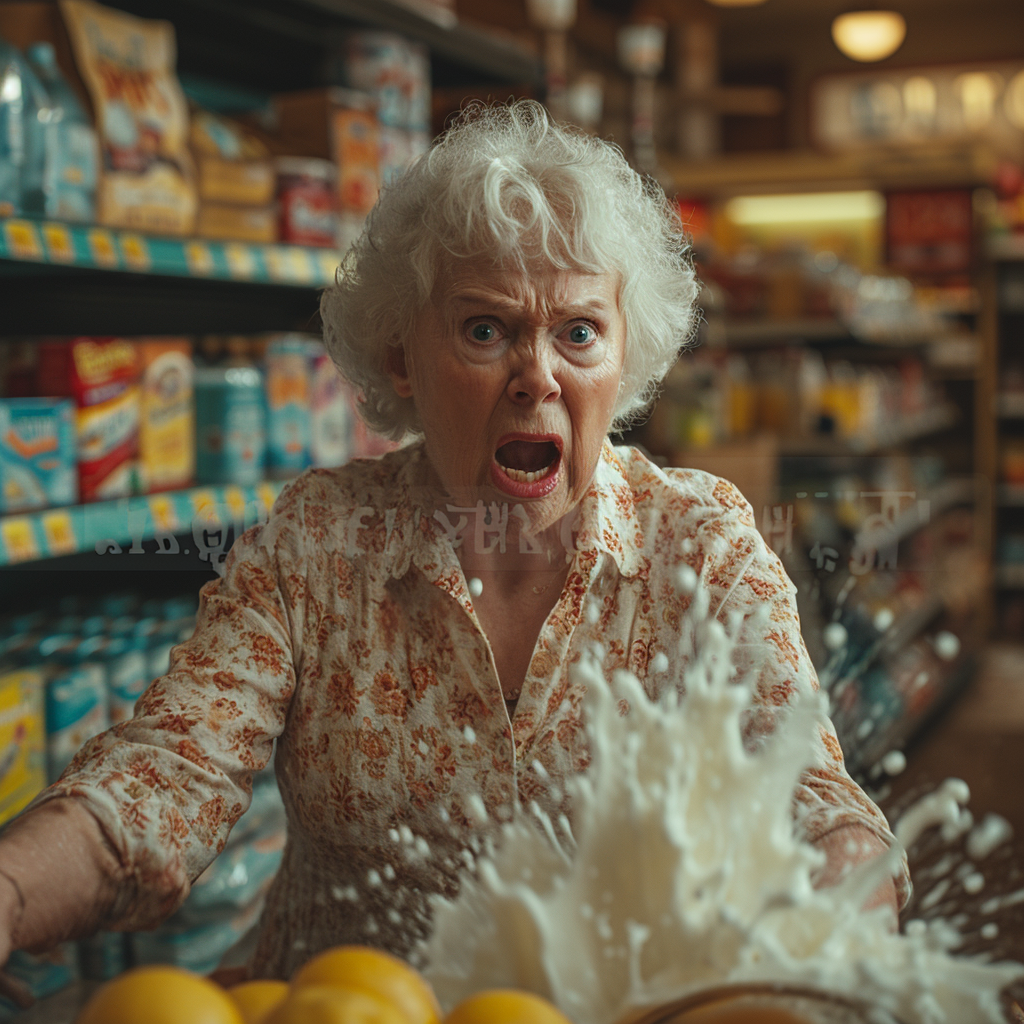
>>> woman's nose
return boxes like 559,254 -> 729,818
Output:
507,347 -> 561,405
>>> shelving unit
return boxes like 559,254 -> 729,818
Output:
0,482 -> 283,568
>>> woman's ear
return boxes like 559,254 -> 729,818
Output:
385,343 -> 413,398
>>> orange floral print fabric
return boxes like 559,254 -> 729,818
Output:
29,439 -> 910,978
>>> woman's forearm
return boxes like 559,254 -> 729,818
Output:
0,797 -> 124,953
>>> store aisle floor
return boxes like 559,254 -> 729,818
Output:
883,642 -> 1024,975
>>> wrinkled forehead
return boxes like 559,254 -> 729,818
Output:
431,256 -> 622,310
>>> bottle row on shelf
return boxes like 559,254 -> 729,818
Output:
647,345 -> 953,455
0,590 -> 287,1010
1,1 -> 431,249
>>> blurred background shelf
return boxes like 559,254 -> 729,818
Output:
0,482 -> 283,568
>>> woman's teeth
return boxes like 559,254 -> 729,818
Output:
502,462 -> 555,483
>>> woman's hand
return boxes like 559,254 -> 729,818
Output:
0,871 -> 34,1009
812,825 -> 899,930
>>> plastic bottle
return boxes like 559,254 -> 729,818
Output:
26,42 -> 97,222
0,39 -> 50,216
0,36 -> 27,215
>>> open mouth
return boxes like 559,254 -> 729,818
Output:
494,438 -> 561,483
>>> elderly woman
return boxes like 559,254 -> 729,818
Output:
0,101 -> 907,986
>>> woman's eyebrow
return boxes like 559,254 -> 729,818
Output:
449,291 -> 613,316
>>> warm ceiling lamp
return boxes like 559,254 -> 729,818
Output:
831,10 -> 907,62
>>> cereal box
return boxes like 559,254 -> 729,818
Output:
137,338 -> 194,493
59,0 -> 198,235
0,664 -> 46,828
36,338 -> 140,501
0,398 -> 78,512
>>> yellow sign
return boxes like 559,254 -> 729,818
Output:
148,495 -> 179,533
120,234 -> 151,272
223,486 -> 247,522
88,229 -> 118,268
41,511 -> 77,557
0,519 -> 39,564
3,221 -> 43,261
185,241 -> 214,276
225,243 -> 256,279
42,223 -> 75,263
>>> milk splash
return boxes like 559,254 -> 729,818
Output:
419,575 -> 1023,1024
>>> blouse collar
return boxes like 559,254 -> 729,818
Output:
376,438 -> 647,584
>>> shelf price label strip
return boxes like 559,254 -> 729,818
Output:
1,218 -> 340,287
0,483 -> 284,566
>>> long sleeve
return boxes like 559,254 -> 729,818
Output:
23,483 -> 308,932
693,476 -> 912,908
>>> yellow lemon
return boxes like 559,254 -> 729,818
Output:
227,979 -> 291,1024
443,989 -> 573,1024
264,984 -> 411,1024
76,965 -> 245,1024
292,946 -> 441,1024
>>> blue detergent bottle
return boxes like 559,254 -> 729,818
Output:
26,42 -> 97,222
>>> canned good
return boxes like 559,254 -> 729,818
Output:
276,157 -> 338,248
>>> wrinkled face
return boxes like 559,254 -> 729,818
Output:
387,261 -> 627,536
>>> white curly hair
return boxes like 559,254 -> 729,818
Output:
320,99 -> 699,441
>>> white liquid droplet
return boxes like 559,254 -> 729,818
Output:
933,630 -> 961,661
468,577 -> 484,598
824,621 -> 848,651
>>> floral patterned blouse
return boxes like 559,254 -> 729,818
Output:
31,439 -> 910,979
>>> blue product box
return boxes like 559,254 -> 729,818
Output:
0,399 -> 78,512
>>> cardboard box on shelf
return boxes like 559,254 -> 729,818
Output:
273,88 -> 380,225
190,108 -> 276,207
196,203 -> 277,244
137,338 -> 194,493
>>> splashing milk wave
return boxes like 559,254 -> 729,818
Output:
419,573 -> 1023,1024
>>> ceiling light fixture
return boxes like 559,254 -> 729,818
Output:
831,10 -> 907,63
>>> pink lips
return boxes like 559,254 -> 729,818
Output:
491,432 -> 563,499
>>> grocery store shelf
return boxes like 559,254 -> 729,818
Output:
714,317 -> 850,347
998,393 -> 1024,418
96,0 -> 542,93
0,483 -> 284,568
0,218 -> 335,334
998,485 -> 1024,507
996,564 -> 1024,588
0,218 -> 341,287
663,144 -> 997,199
778,404 -> 959,458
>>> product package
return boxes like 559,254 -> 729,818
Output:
26,40 -> 98,221
0,664 -> 46,828
272,88 -> 379,250
0,397 -> 78,512
276,156 -> 337,247
190,107 -> 275,206
265,335 -> 312,478
309,345 -> 354,468
0,33 -> 49,216
196,203 -> 276,243
36,337 -> 140,502
194,363 -> 266,486
137,338 -> 194,493
59,0 -> 197,234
